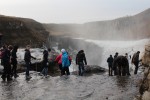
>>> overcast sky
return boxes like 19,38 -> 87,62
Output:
0,0 -> 150,23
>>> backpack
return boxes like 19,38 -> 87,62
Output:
0,50 -> 5,59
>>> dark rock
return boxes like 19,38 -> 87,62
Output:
84,65 -> 106,74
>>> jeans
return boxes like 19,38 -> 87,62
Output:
42,67 -> 48,76
62,67 -> 70,75
25,61 -> 30,76
78,62 -> 84,76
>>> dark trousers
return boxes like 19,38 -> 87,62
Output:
78,62 -> 84,76
62,67 -> 70,75
2,61 -> 11,79
134,62 -> 139,74
108,64 -> 113,76
25,61 -> 30,76
58,64 -> 63,76
11,62 -> 17,76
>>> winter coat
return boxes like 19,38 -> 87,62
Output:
132,53 -> 139,64
76,51 -> 87,65
62,51 -> 70,67
2,49 -> 11,62
107,57 -> 113,66
55,54 -> 62,64
55,54 -> 71,65
24,49 -> 35,62
43,50 -> 48,63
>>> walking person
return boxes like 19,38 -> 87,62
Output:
1,45 -> 13,81
41,49 -> 51,77
24,45 -> 36,79
107,55 -> 113,76
76,50 -> 87,76
132,51 -> 140,74
11,45 -> 19,78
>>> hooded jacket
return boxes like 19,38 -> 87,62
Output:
62,51 -> 70,67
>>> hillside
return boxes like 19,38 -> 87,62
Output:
44,8 -> 150,40
0,15 -> 49,47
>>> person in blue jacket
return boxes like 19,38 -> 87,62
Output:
61,49 -> 71,75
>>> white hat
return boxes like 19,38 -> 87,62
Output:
61,49 -> 66,53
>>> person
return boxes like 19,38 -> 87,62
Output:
113,52 -> 119,75
11,45 -> 19,78
1,45 -> 13,81
132,51 -> 140,74
41,48 -> 51,77
114,52 -> 119,59
107,55 -> 113,76
24,45 -> 36,79
55,49 -> 64,76
125,53 -> 131,75
55,49 -> 71,76
76,50 -> 87,76
61,50 -> 71,75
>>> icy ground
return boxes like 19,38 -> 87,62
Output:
0,71 -> 143,100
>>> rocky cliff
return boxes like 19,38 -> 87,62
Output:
0,15 -> 49,47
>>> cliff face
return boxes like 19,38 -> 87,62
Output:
136,45 -> 150,100
44,8 -> 150,40
0,15 -> 49,47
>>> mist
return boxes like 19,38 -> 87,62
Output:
45,8 -> 150,68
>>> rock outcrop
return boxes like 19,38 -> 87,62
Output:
135,45 -> 150,100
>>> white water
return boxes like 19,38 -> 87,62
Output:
83,39 -> 150,69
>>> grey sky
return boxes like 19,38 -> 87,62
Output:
0,0 -> 150,23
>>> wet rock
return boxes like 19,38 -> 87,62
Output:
84,65 -> 106,74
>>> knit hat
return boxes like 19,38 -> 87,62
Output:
61,49 -> 66,53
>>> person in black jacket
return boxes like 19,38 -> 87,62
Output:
132,51 -> 140,74
76,50 -> 87,76
11,45 -> 19,78
24,45 -> 36,79
1,45 -> 13,81
113,52 -> 119,75
41,49 -> 51,77
107,55 -> 113,76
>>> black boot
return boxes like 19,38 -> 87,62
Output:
1,76 -> 6,81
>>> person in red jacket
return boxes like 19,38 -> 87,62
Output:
55,49 -> 72,76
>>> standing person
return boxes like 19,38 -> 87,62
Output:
132,51 -> 140,74
125,53 -> 131,76
1,45 -> 13,81
41,49 -> 51,77
55,49 -> 64,76
113,52 -> 119,75
76,50 -> 87,76
24,45 -> 36,79
61,50 -> 71,75
107,55 -> 113,76
11,45 -> 19,78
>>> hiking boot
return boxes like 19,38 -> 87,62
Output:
7,77 -> 12,81
26,76 -> 32,80
1,76 -> 6,81
14,74 -> 19,78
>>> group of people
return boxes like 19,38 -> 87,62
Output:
0,44 -> 88,81
0,45 -> 18,81
55,49 -> 87,76
107,51 -> 141,76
